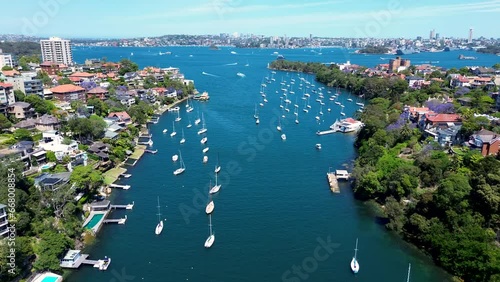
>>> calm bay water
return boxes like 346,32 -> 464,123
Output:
64,46 -> 492,282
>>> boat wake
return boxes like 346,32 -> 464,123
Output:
224,62 -> 238,66
202,72 -> 219,77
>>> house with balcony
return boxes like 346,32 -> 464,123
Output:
87,141 -> 111,161
0,141 -> 47,169
0,204 -> 8,237
108,111 -> 132,125
38,131 -> 82,162
50,84 -> 86,103
469,129 -> 500,156
405,76 -> 425,89
0,82 -> 15,115
87,86 -> 108,100
7,102 -> 35,120
116,94 -> 135,107
420,113 -> 462,130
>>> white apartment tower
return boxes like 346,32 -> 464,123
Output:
40,37 -> 73,65
468,28 -> 473,44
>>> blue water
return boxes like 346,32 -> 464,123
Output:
65,47 -> 470,282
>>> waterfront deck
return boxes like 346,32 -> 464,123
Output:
316,129 -> 337,135
104,215 -> 127,224
103,167 -> 127,185
111,202 -> 134,210
145,149 -> 158,154
109,184 -> 131,190
327,172 -> 340,193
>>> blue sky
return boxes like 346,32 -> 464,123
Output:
1,0 -> 499,38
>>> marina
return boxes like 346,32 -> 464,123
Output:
68,46 -> 454,282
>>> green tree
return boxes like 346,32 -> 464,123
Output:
13,128 -> 32,141
0,114 -> 12,130
14,89 -> 25,101
1,65 -> 13,71
24,94 -> 55,115
70,165 -> 103,193
33,230 -> 72,272
57,78 -> 72,85
118,59 -> 139,75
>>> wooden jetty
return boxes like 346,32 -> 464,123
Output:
327,172 -> 340,193
109,184 -> 130,190
110,202 -> 134,210
316,129 -> 337,136
104,215 -> 127,224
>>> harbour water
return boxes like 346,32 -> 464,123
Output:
65,47 -> 489,281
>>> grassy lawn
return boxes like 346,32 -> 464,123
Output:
103,167 -> 127,185
130,145 -> 146,159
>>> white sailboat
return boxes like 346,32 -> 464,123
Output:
350,238 -> 360,274
277,118 -> 282,131
155,196 -> 164,235
170,122 -> 177,137
197,113 -> 207,134
203,155 -> 208,163
205,181 -> 214,214
173,150 -> 185,175
187,116 -> 192,128
202,147 -> 209,154
162,129 -> 167,133
194,111 -> 201,125
172,154 -> 178,162
175,111 -> 181,122
214,154 -> 221,173
295,108 -> 299,124
256,118 -> 260,124
204,214 -> 215,248
180,129 -> 185,144
209,171 -> 221,194
281,133 -> 286,140
186,99 -> 194,112
254,104 -> 259,119
200,137 -> 207,144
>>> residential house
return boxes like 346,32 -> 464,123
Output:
425,125 -> 462,147
0,83 -> 15,113
87,141 -> 111,161
405,76 -> 425,89
420,113 -> 462,129
87,86 -> 108,100
13,119 -> 36,130
38,130 -> 82,162
34,172 -> 71,191
0,204 -> 8,236
449,75 -> 471,88
4,72 -> 44,98
406,106 -> 434,123
0,141 -> 46,169
123,72 -> 141,86
7,102 -> 35,120
471,67 -> 496,76
469,129 -> 500,156
116,94 -> 135,107
108,111 -> 132,125
35,114 -> 60,131
69,71 -> 96,81
164,88 -> 178,98
40,61 -> 67,75
50,84 -> 86,103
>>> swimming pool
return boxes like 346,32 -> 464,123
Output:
40,164 -> 53,170
84,213 -> 104,229
41,276 -> 59,282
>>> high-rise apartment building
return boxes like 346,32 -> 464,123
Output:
40,37 -> 73,66
468,28 -> 473,44
0,49 -> 13,69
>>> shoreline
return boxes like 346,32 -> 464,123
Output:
157,96 -> 189,114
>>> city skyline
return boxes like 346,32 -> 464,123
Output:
1,0 -> 500,39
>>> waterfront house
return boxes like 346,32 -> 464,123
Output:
34,172 -> 71,191
90,200 -> 111,211
35,114 -> 60,131
60,250 -> 85,268
88,141 -> 111,160
50,84 -> 86,103
0,204 -> 9,236
471,67 -> 496,76
108,111 -> 132,125
7,102 -> 35,120
469,129 -> 500,156
87,86 -> 108,100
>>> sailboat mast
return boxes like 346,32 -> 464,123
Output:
406,263 -> 411,282
157,197 -> 161,222
354,238 -> 358,259
209,215 -> 213,235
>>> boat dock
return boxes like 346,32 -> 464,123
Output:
109,184 -> 130,190
317,129 -> 337,136
60,250 -> 110,270
103,215 -> 127,224
82,259 -> 99,265
327,172 -> 340,193
145,149 -> 158,154
110,202 -> 134,210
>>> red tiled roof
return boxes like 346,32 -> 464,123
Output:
70,72 -> 94,78
108,111 -> 131,120
426,114 -> 461,123
40,61 -> 66,67
1,70 -> 20,77
69,77 -> 81,82
87,87 -> 108,94
50,84 -> 85,93
0,82 -> 13,88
